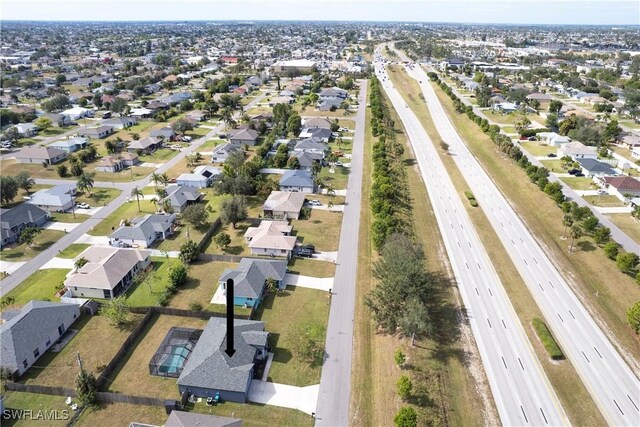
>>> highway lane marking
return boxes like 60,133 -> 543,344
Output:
540,408 -> 548,425
501,356 -> 507,369
488,288 -> 493,296
569,310 -> 575,319
502,319 -> 507,329
475,287 -> 479,296
520,406 -> 528,424
582,350 -> 590,363
538,283 -> 544,292
487,318 -> 492,328
628,395 -> 639,412
613,399 -> 624,415
594,347 -> 602,359
548,280 -> 555,289
557,313 -> 564,323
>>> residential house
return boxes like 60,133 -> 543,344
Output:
109,214 -> 176,248
65,247 -> 151,299
161,92 -> 192,106
303,117 -> 332,130
279,169 -> 316,193
78,125 -> 114,139
27,184 -> 76,212
618,133 -> 640,150
219,258 -> 288,307
42,113 -> 73,127
0,203 -> 49,247
48,137 -> 88,153
127,136 -> 163,154
211,142 -> 243,164
15,146 -> 67,164
102,116 -> 138,130
94,155 -> 125,173
267,96 -> 295,107
61,106 -> 93,120
13,123 -> 38,136
631,147 -> 640,160
558,141 -> 598,160
244,220 -> 297,259
262,191 -> 306,220
317,97 -> 343,111
185,110 -> 209,122
176,165 -> 222,188
599,176 -> 640,202
176,318 -> 269,402
525,92 -> 553,105
163,185 -> 203,213
228,128 -> 259,147
440,58 -> 465,71
537,132 -> 571,147
0,301 -> 80,378
492,102 -> 518,114
576,158 -> 617,177
319,87 -> 348,101
164,411 -> 242,427
298,127 -> 332,142
150,127 -> 175,140
290,150 -> 324,171
245,75 -> 263,87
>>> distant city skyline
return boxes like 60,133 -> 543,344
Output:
1,0 -> 638,26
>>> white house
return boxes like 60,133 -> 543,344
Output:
27,184 -> 76,212
558,141 -> 598,160
244,220 -> 297,259
176,165 -> 222,188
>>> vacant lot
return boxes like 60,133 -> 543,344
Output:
253,286 -> 329,386
520,141 -> 557,157
317,165 -> 349,190
76,402 -> 167,427
287,258 -> 336,278
125,257 -> 183,307
606,214 -> 640,245
89,199 -> 156,236
75,188 -> 122,206
559,176 -> 598,190
291,209 -> 342,252
168,260 -> 237,311
57,243 -> 90,259
23,314 -> 142,388
204,222 -> 251,256
3,269 -> 69,306
1,392 -> 70,427
583,195 -> 627,207
0,229 -> 65,261
107,314 -> 209,399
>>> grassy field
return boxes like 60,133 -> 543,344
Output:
559,176 -> 599,190
253,286 -> 329,386
137,148 -> 180,163
88,199 -> 156,236
582,195 -> 627,207
167,260 -> 235,310
57,243 -> 90,259
91,166 -> 155,183
291,209 -> 343,252
606,214 -> 640,245
317,165 -> 350,190
287,258 -> 336,278
2,269 -> 70,307
204,222 -> 251,256
428,74 -> 637,423
49,211 -> 91,223
540,159 -> 570,172
198,139 -> 226,150
75,188 -> 122,206
125,257 -> 183,307
520,141 -> 557,157
107,314 -> 209,399
485,110 -> 546,127
395,66 -> 608,424
0,229 -> 65,261
22,314 -> 142,387
350,80 -> 491,427
76,402 -> 167,427
0,392 -> 70,427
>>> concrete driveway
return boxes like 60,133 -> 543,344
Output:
311,251 -> 337,262
0,260 -> 26,275
74,234 -> 110,245
309,204 -> 345,212
44,222 -> 81,232
284,273 -> 333,291
40,257 -> 75,270
595,206 -> 633,214
248,381 -> 319,415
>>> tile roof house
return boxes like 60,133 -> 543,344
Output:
15,146 -> 67,165
176,165 -> 222,188
211,142 -> 243,164
163,185 -> 203,213
94,152 -> 138,173
600,176 -> 640,201
27,184 -> 76,212
319,87 -> 348,100
262,191 -> 306,220
558,142 -> 598,160
0,203 -> 49,247
576,158 -> 618,177
177,317 -> 269,403
244,220 -> 297,259
279,169 -> 316,193
164,411 -> 242,427
48,137 -> 88,153
109,214 -> 176,248
219,258 -> 288,307
127,136 -> 163,154
228,128 -> 259,147
65,247 -> 151,299
0,301 -> 80,377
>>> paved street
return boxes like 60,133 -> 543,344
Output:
376,59 -> 568,426
314,80 -> 367,427
408,64 -> 640,426
0,94 -> 266,295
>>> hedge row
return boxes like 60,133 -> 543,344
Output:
532,318 -> 564,360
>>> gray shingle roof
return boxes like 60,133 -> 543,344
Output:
0,301 -> 79,373
220,258 -> 288,299
165,411 -> 242,427
279,169 -> 314,188
576,158 -> 617,174
0,203 -> 48,230
164,185 -> 201,209
177,318 -> 268,393
110,214 -> 176,242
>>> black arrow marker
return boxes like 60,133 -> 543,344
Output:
225,278 -> 236,357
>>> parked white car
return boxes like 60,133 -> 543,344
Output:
308,200 -> 322,206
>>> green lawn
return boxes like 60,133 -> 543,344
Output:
287,258 -> 336,278
57,243 -> 90,259
291,209 -> 343,252
137,148 -> 179,163
75,188 -> 122,206
583,195 -> 627,207
540,159 -> 570,173
125,257 -> 182,307
3,269 -> 70,306
167,260 -> 236,311
317,166 -> 350,190
49,211 -> 90,223
198,139 -> 226,150
40,127 -> 73,137
90,166 -> 155,182
0,392 -> 70,427
520,142 -> 557,157
559,177 -> 598,191
253,286 -> 329,386
606,214 -> 640,245
0,229 -> 65,262
204,222 -> 251,256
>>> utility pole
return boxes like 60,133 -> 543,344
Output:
76,351 -> 84,371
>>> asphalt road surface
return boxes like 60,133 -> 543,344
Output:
314,80 -> 367,427
375,58 -> 568,426
406,64 -> 640,426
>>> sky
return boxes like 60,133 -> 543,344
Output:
1,0 -> 638,25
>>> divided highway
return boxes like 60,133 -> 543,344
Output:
406,64 -> 640,426
374,58 -> 568,426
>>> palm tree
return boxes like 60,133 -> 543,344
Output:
150,172 -> 161,189
561,215 -> 573,239
265,277 -> 279,295
76,173 -> 95,197
221,107 -> 235,128
162,198 -> 173,214
569,225 -> 583,253
159,173 -> 170,187
130,187 -> 144,212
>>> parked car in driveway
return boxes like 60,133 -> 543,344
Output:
308,200 -> 322,206
301,244 -> 315,253
76,203 -> 91,209
548,153 -> 557,158
297,247 -> 314,258
568,169 -> 580,175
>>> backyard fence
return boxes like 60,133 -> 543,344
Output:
3,382 -> 75,397
196,217 -> 221,253
197,253 -> 245,263
128,305 -> 250,320
95,309 -> 155,391
96,392 -> 167,406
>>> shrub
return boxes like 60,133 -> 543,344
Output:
396,375 -> 413,400
603,242 -> 619,260
394,406 -> 418,427
189,302 -> 203,311
532,318 -> 564,360
616,252 -> 639,273
169,263 -> 188,288
394,348 -> 406,367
